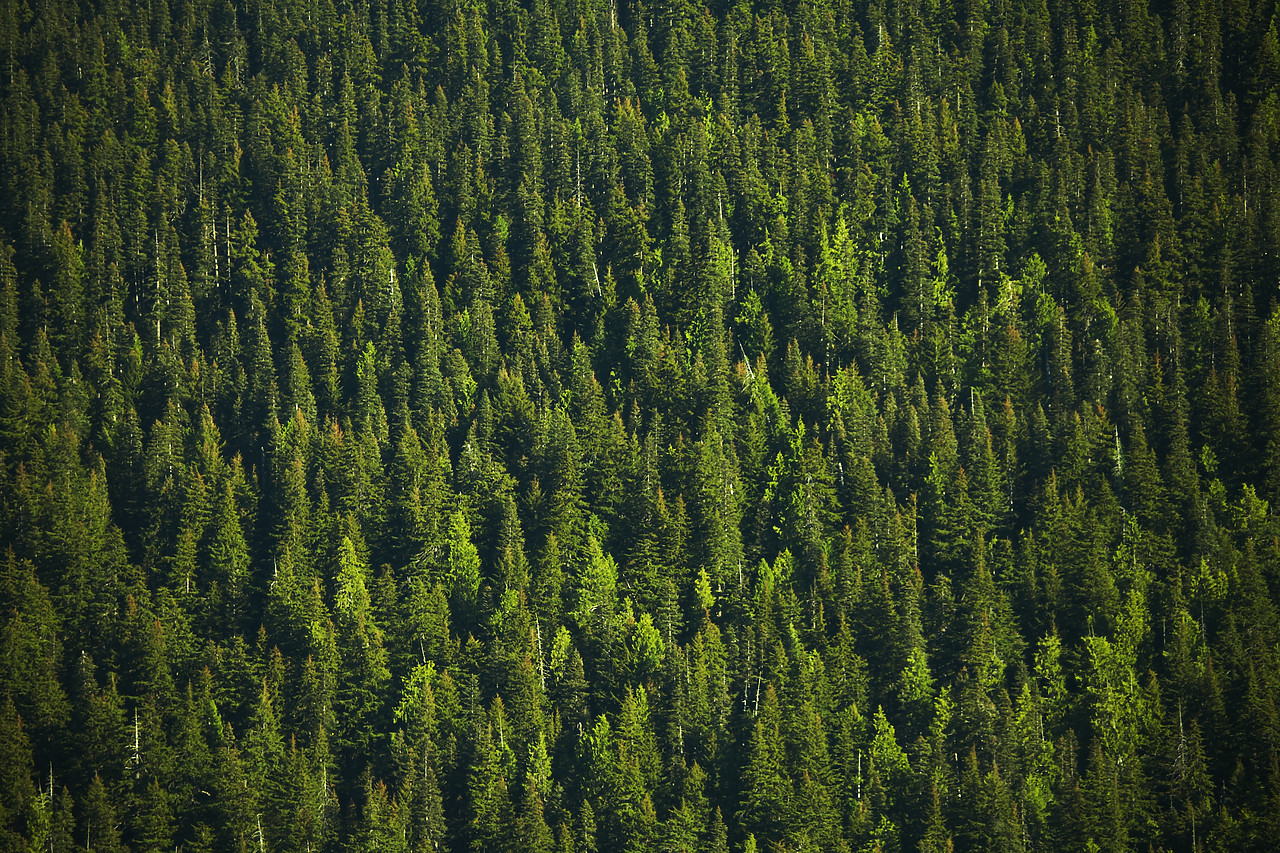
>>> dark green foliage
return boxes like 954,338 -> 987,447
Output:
0,0 -> 1279,849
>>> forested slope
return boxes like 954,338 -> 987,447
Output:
3,0 -> 1280,849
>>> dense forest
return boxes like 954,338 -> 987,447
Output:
2,0 -> 1280,849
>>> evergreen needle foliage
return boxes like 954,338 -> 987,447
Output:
2,0 -> 1280,850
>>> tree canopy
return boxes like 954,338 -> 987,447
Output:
3,0 -> 1280,849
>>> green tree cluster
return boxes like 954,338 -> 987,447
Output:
2,0 -> 1280,850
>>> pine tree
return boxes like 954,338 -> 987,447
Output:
82,773 -> 126,853
0,695 -> 39,849
133,776 -> 175,852
333,535 -> 392,773
0,553 -> 69,738
736,684 -> 789,846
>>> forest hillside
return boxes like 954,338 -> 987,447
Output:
3,0 -> 1280,850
